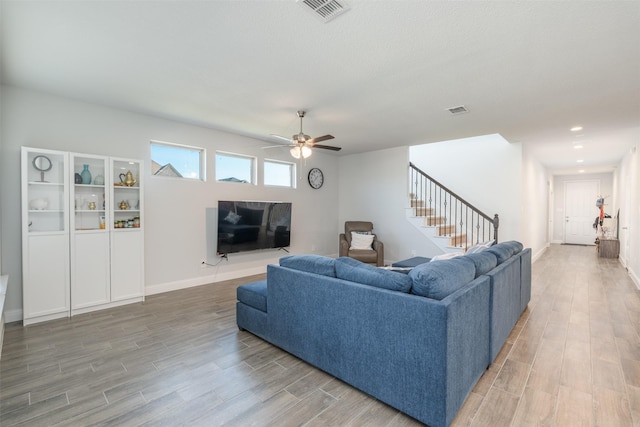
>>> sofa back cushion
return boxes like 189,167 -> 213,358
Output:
485,244 -> 512,264
465,251 -> 498,278
279,255 -> 336,277
335,257 -> 412,292
409,256 -> 476,300
485,241 -> 524,264
501,240 -> 524,255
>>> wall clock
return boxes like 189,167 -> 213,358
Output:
308,167 -> 324,189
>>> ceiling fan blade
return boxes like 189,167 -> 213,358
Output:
262,144 -> 292,150
307,134 -> 334,144
269,134 -> 294,145
313,144 -> 342,151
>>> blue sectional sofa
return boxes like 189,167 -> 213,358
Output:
236,241 -> 531,427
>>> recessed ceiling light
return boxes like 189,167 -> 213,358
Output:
574,145 -> 583,149
570,126 -> 583,132
576,159 -> 584,163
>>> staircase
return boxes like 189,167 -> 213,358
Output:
406,163 -> 499,253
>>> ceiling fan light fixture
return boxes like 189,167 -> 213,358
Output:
290,145 -> 312,159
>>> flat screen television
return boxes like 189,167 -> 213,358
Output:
217,200 -> 291,255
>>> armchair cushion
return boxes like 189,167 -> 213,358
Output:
341,221 -> 384,266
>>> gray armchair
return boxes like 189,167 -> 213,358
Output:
339,221 -> 384,266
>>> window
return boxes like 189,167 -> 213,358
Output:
264,159 -> 296,188
150,140 -> 205,180
215,152 -> 255,184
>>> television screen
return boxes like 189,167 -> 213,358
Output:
217,200 -> 291,255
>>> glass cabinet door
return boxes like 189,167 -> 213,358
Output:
23,148 -> 68,233
71,153 -> 108,232
111,158 -> 142,230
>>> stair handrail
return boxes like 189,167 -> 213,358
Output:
409,162 -> 499,246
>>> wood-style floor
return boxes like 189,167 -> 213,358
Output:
1,244 -> 639,426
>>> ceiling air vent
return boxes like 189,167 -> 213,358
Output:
446,105 -> 469,115
299,0 -> 350,22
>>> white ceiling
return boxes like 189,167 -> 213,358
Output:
2,1 -> 639,175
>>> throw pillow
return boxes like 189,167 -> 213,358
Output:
409,256 -> 476,300
430,252 -> 462,262
465,240 -> 494,255
279,255 -> 337,277
224,211 -> 242,224
350,232 -> 375,250
335,257 -> 412,292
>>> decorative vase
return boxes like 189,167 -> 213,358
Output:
74,173 -> 82,184
80,164 -> 92,184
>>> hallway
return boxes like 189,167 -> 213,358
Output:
461,244 -> 640,426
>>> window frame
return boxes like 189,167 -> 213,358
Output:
150,140 -> 206,181
263,158 -> 297,188
215,151 -> 257,185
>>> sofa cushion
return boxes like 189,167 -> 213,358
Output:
465,251 -> 498,278
485,244 -> 513,264
335,257 -> 412,292
279,255 -> 336,277
236,280 -> 268,313
409,256 -> 476,300
501,240 -> 524,255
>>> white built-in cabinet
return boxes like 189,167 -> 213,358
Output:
21,147 -> 144,325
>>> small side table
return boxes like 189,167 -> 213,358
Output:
598,238 -> 620,258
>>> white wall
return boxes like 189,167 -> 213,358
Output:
409,134 -> 523,244
616,144 -> 639,286
1,85 -> 340,319
550,172 -> 613,243
338,146 -> 442,263
521,145 -> 550,260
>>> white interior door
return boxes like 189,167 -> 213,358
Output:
565,180 -> 599,245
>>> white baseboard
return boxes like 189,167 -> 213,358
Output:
145,265 -> 268,296
629,266 -> 640,290
4,309 -> 22,324
532,245 -> 548,263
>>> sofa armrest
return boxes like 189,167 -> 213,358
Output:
372,240 -> 384,266
339,233 -> 349,256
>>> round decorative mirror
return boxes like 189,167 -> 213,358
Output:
32,155 -> 52,182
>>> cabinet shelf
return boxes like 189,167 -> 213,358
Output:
75,184 -> 105,189
28,181 -> 64,186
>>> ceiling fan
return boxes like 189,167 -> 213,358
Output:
269,110 -> 341,159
